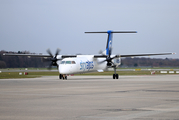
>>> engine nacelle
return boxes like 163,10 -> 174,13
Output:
56,55 -> 62,60
112,58 -> 121,67
56,55 -> 63,65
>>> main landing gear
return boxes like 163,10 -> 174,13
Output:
59,74 -> 67,80
113,66 -> 119,79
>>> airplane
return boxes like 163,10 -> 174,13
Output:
3,30 -> 175,79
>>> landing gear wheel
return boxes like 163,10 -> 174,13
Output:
59,74 -> 62,79
116,74 -> 119,79
62,75 -> 67,80
113,74 -> 119,79
113,74 -> 116,79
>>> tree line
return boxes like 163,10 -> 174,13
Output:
121,57 -> 179,68
0,50 -> 49,68
0,50 -> 179,68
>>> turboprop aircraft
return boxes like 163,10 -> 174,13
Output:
3,30 -> 175,79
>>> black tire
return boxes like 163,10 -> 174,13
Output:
113,74 -> 116,79
59,74 -> 62,79
116,74 -> 119,79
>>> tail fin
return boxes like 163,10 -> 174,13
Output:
106,30 -> 113,56
85,30 -> 137,56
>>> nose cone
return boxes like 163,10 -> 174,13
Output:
58,65 -> 69,74
58,63 -> 77,74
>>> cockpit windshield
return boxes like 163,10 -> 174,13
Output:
60,61 -> 76,64
66,61 -> 71,64
61,61 -> 65,64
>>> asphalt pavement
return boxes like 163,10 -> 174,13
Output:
0,75 -> 179,120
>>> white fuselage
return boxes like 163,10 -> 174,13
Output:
58,55 -> 107,74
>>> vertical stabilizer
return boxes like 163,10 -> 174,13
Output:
106,30 -> 113,56
85,30 -> 137,56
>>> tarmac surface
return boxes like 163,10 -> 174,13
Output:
1,68 -> 179,72
0,75 -> 179,120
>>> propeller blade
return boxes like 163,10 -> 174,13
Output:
98,59 -> 106,64
98,50 -> 103,54
109,50 -> 111,57
111,55 -> 120,59
46,49 -> 53,57
55,48 -> 61,57
98,54 -> 120,66
46,48 -> 62,69
98,50 -> 106,56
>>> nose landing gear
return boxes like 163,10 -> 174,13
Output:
59,74 -> 67,80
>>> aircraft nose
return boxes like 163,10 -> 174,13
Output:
59,66 -> 68,74
59,65 -> 74,74
58,63 -> 77,74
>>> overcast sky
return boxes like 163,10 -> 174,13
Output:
0,0 -> 179,58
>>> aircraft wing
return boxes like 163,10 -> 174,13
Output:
94,53 -> 175,58
3,53 -> 77,58
94,55 -> 107,58
4,53 -> 175,58
3,53 -> 51,58
119,53 -> 175,58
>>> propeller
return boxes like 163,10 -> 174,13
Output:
98,50 -> 104,55
45,48 -> 62,70
99,49 -> 119,67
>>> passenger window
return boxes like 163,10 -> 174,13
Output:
72,61 -> 76,64
66,61 -> 71,64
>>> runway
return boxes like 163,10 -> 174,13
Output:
0,75 -> 179,120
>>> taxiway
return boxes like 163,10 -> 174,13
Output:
0,75 -> 179,120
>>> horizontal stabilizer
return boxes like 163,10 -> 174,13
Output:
85,31 -> 137,33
